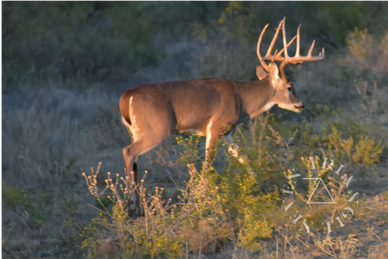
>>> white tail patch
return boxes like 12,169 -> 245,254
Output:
121,116 -> 132,129
127,96 -> 143,141
129,96 -> 138,130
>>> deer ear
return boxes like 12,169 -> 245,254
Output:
268,63 -> 280,80
256,65 -> 268,80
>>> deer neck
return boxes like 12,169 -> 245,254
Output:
238,78 -> 276,119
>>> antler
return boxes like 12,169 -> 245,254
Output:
257,17 -> 325,82
257,18 -> 296,72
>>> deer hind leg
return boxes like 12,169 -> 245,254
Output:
122,137 -> 161,216
122,145 -> 136,216
132,162 -> 141,216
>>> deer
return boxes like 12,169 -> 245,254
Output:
119,17 -> 325,216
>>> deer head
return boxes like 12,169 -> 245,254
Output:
256,17 -> 325,112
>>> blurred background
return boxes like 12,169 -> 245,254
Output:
2,2 -> 388,258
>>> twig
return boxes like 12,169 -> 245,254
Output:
369,228 -> 388,251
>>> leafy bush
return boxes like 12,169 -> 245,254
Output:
81,107 -> 385,258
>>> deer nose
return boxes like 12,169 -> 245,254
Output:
294,102 -> 304,110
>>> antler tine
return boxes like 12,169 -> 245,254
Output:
282,17 -> 289,59
257,23 -> 270,72
264,19 -> 283,58
307,40 -> 315,57
279,19 -> 325,82
257,18 -> 290,72
296,24 -> 301,57
280,18 -> 289,81
275,35 -> 297,58
271,50 -> 278,63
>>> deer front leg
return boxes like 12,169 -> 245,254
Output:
204,121 -> 222,169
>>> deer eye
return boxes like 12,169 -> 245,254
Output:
287,87 -> 292,92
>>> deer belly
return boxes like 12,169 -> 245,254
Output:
176,128 -> 205,136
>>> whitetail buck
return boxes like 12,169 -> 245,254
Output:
119,17 -> 324,215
